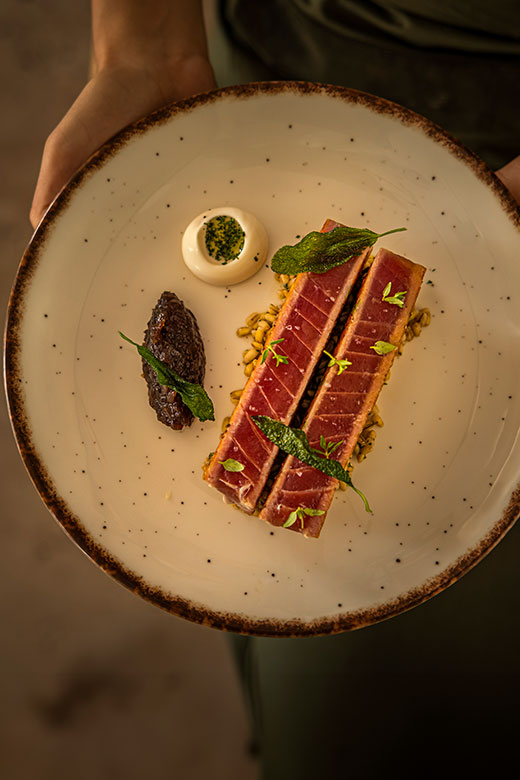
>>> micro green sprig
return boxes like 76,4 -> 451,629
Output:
382,282 -> 407,307
261,338 -> 289,368
283,506 -> 325,529
311,435 -> 344,459
219,459 -> 244,472
323,350 -> 352,375
370,341 -> 396,355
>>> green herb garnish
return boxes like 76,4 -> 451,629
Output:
204,214 -> 245,265
370,341 -> 396,355
219,458 -> 244,472
323,350 -> 352,375
270,226 -> 406,275
311,435 -> 344,459
382,282 -> 407,307
252,415 -> 371,513
283,506 -> 325,529
120,332 -> 215,422
261,338 -> 289,367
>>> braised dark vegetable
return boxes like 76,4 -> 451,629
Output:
142,291 -> 206,430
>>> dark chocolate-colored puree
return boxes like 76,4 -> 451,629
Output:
143,291 -> 205,430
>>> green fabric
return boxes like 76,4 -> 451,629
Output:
220,0 -> 520,168
292,0 -> 520,54
228,521 -> 520,779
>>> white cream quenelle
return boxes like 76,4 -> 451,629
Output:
181,206 -> 268,285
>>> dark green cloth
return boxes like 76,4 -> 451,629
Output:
229,522 -> 520,779
285,0 -> 520,54
221,0 -> 520,168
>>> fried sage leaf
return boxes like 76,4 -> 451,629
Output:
252,415 -> 371,513
270,226 -> 406,275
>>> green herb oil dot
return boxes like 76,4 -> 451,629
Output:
204,215 -> 245,265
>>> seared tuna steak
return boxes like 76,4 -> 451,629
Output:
260,248 -> 426,537
203,220 -> 369,511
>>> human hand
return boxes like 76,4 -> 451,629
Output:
496,155 -> 520,206
30,58 -> 215,228
30,0 -> 216,228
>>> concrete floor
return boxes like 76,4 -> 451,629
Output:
0,2 -> 256,778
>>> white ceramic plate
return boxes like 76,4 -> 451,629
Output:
5,83 -> 520,635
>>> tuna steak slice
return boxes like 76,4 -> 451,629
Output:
260,248 -> 426,537
203,220 -> 369,512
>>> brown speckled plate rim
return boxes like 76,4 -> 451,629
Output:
4,81 -> 520,637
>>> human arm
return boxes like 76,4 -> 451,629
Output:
496,155 -> 520,206
30,0 -> 216,228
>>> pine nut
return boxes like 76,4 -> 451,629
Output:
245,312 -> 260,327
243,348 -> 259,363
420,309 -> 431,326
